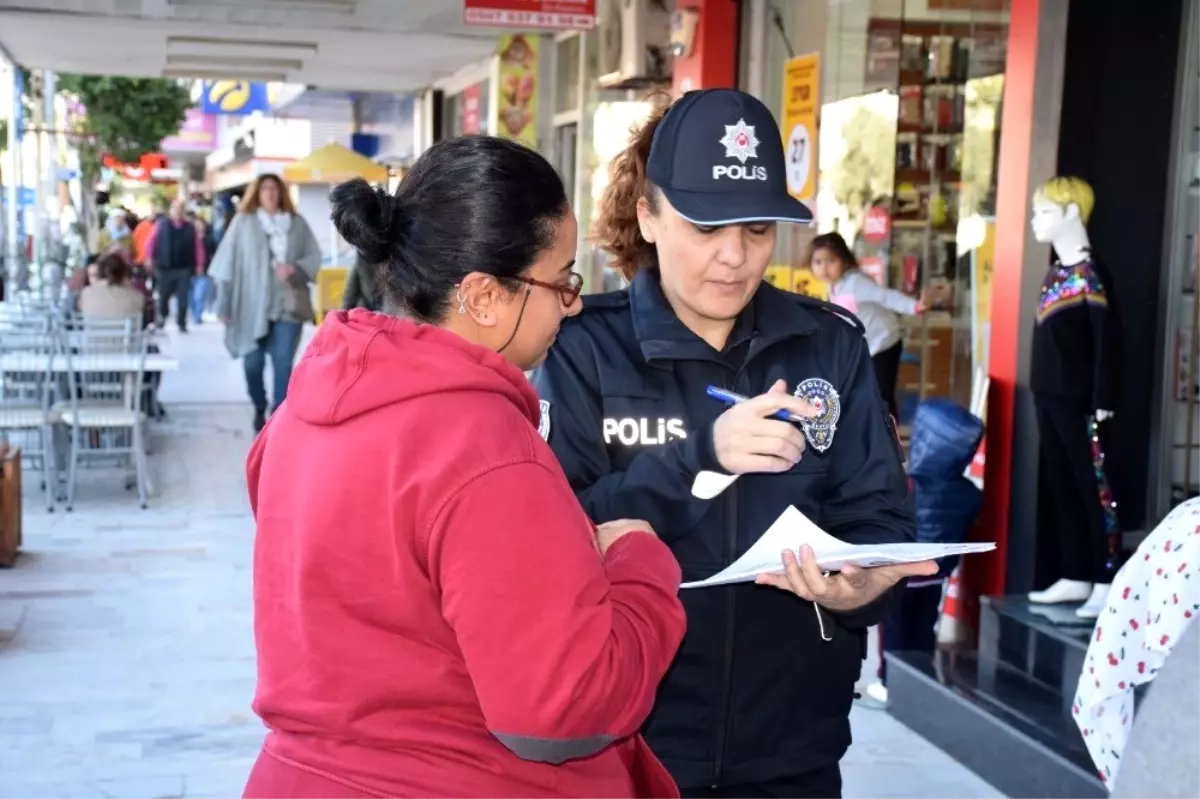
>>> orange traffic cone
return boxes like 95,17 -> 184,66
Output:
936,564 -> 974,647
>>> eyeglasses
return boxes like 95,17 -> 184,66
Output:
513,272 -> 584,307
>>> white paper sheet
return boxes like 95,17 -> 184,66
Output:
679,506 -> 996,589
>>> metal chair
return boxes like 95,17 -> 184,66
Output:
59,315 -> 158,427
59,328 -> 151,510
0,334 -> 58,512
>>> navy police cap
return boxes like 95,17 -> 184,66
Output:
645,88 -> 814,226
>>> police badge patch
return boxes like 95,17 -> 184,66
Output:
793,378 -> 841,453
537,399 -> 552,441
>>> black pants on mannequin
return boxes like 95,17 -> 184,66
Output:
1035,401 -> 1112,583
871,341 -> 904,421
678,765 -> 842,798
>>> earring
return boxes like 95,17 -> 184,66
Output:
456,291 -> 466,315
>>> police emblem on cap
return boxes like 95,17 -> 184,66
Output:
793,378 -> 841,453
719,119 -> 760,163
537,399 -> 551,441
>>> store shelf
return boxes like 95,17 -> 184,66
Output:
898,122 -> 965,135
895,167 -> 962,184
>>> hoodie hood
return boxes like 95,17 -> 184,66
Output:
285,310 -> 539,428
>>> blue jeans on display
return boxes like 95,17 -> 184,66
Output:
244,320 -> 303,414
190,276 -> 213,323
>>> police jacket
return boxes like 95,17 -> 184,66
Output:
531,269 -> 915,788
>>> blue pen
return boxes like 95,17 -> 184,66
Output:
706,385 -> 809,424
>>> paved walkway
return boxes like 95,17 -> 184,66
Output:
0,325 -> 1002,799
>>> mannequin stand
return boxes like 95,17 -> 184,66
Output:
1028,579 -> 1110,619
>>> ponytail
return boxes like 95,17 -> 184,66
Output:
593,98 -> 670,280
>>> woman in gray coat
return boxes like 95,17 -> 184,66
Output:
209,174 -> 322,432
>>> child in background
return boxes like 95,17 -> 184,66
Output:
807,231 -> 936,419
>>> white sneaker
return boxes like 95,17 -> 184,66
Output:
856,681 -> 889,710
1075,583 -> 1111,619
1029,579 -> 1093,605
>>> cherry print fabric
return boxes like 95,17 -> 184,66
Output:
1073,497 -> 1200,789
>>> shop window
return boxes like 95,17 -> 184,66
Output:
887,2 -> 1010,423
745,0 -> 1011,426
441,80 -> 490,140
555,34 -> 582,114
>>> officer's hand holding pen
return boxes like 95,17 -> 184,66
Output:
755,546 -> 938,612
711,380 -> 820,474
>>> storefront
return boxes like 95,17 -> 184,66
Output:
732,0 -> 1197,793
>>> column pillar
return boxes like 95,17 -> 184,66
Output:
671,0 -> 738,95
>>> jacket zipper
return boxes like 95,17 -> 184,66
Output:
711,370 -> 743,788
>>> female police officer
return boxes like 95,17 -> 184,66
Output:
531,89 -> 936,798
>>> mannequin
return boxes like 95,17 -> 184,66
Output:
1026,176 -> 1121,620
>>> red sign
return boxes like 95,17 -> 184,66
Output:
862,206 -> 892,244
463,0 -> 595,30
102,152 -> 170,181
461,84 -> 482,135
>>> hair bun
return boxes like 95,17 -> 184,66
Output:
329,178 -> 402,265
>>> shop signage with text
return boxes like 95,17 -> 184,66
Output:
463,0 -> 595,30
863,206 -> 892,244
781,52 -> 820,208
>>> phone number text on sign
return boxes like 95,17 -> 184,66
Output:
463,0 -> 596,30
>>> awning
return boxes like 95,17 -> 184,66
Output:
283,143 -> 388,185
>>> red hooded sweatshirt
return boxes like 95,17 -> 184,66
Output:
244,310 -> 686,799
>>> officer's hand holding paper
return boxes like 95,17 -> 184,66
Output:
755,540 -> 941,613
680,506 -> 994,591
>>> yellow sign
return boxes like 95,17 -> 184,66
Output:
492,34 -> 539,147
764,265 -> 792,290
970,218 -> 996,371
791,267 -> 829,300
781,53 -> 819,205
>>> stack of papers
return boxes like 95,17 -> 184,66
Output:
680,506 -> 995,589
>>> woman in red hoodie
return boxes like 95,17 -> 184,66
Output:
242,136 -> 688,799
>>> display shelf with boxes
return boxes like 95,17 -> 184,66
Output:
856,15 -> 1007,425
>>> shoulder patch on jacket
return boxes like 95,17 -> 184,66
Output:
791,293 -> 866,334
